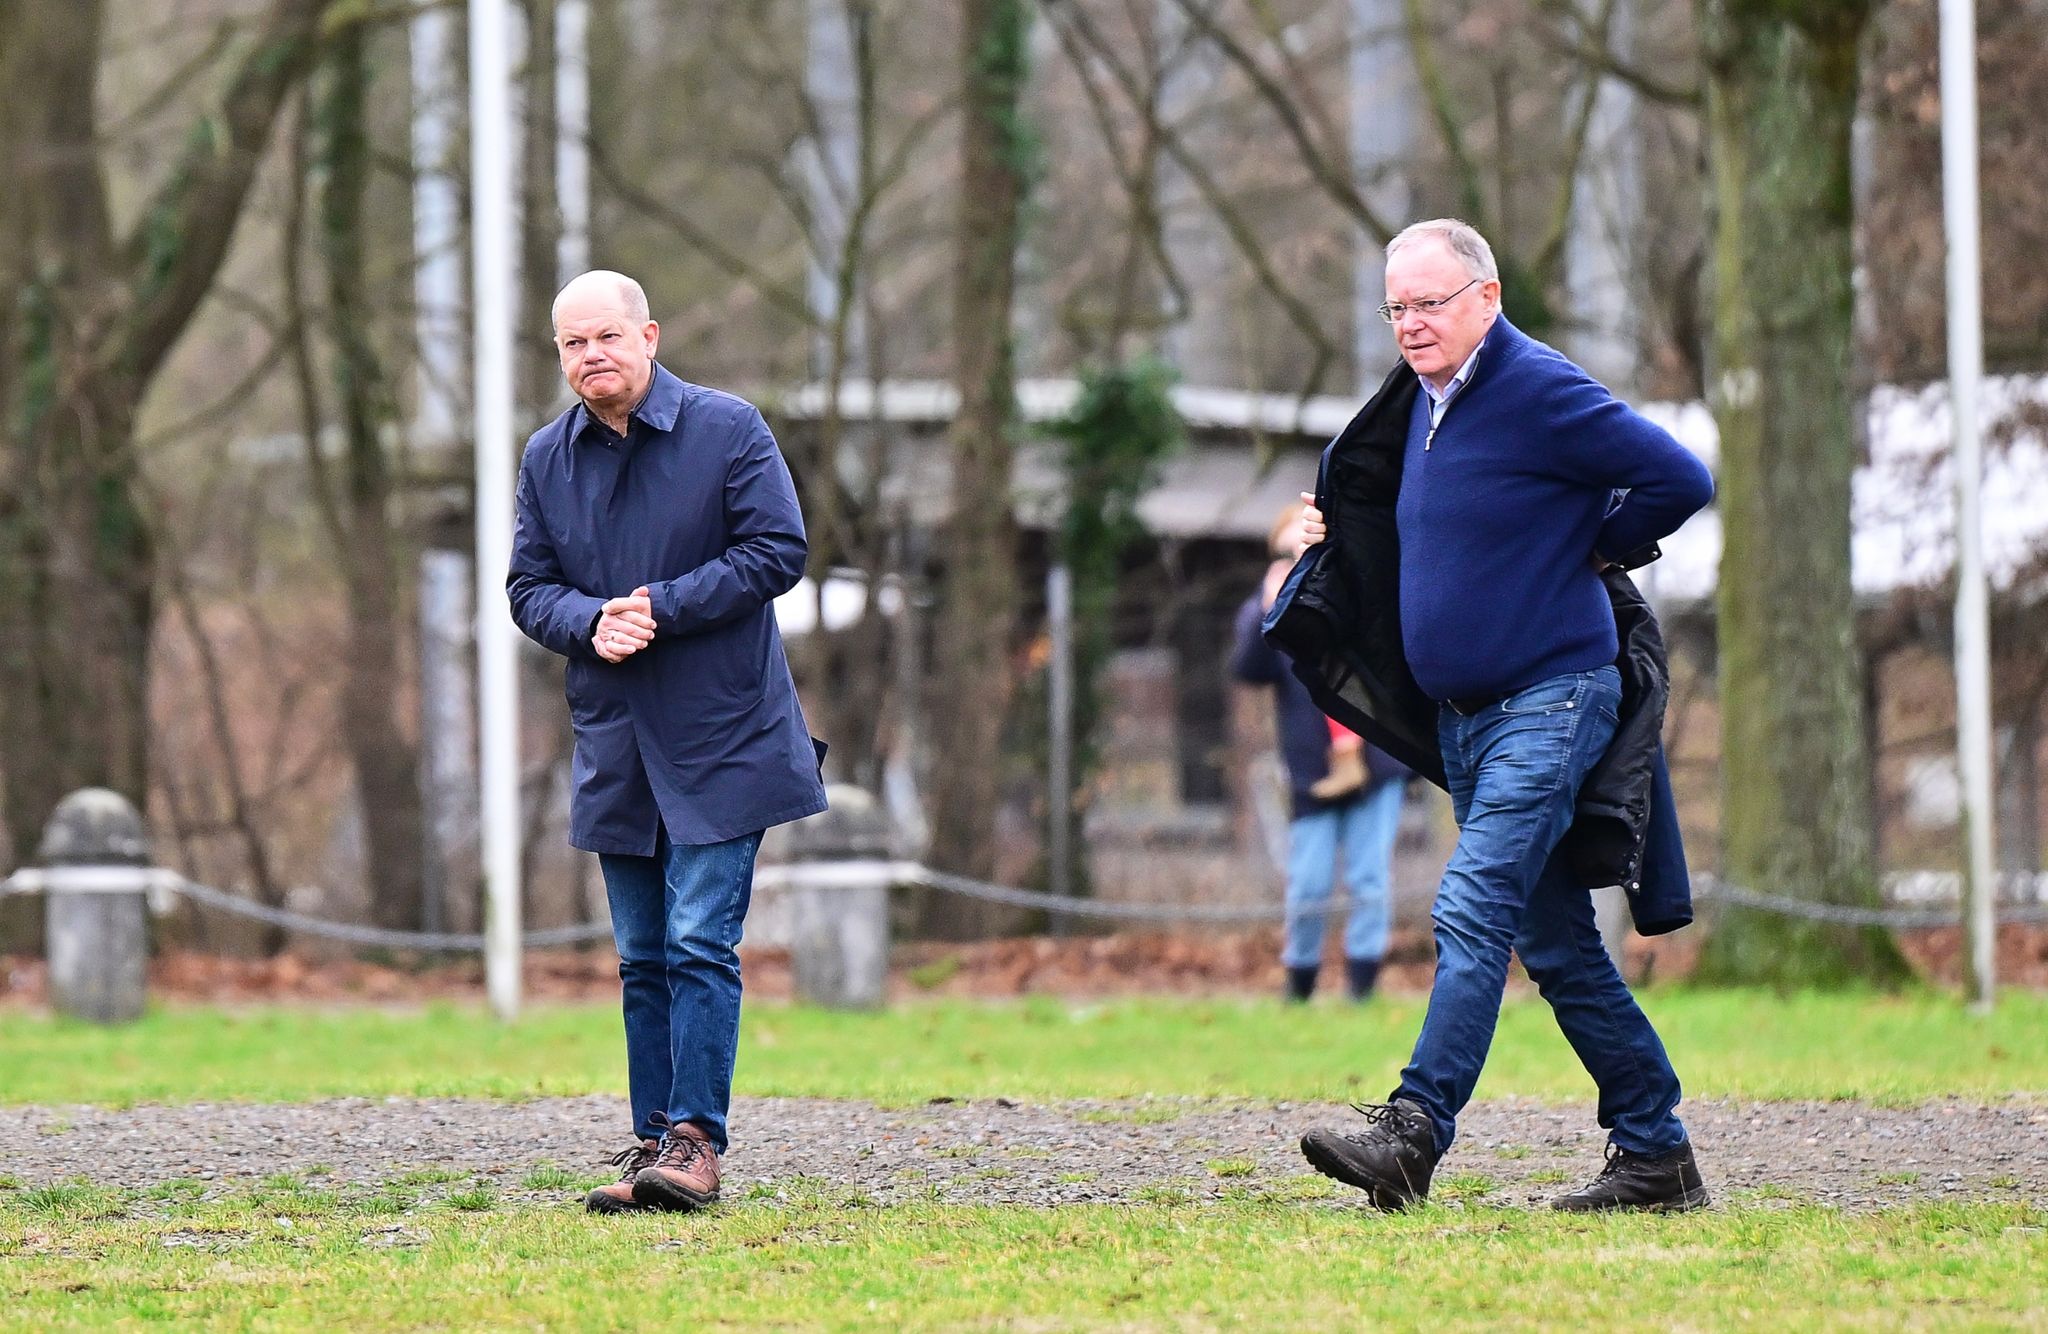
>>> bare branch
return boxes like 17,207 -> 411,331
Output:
1042,5 -> 1192,334
1403,0 -> 1490,228
589,145 -> 821,329
1536,0 -> 1700,109
133,292 -> 291,451
161,549 -> 288,924
1534,0 -> 1620,284
1152,0 -> 1397,242
281,88 -> 349,553
1045,0 -> 1337,380
103,18 -> 239,145
1237,0 -> 1349,153
115,0 -> 335,386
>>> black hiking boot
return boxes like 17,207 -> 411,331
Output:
1344,957 -> 1381,1001
1299,1097 -> 1440,1210
1284,966 -> 1319,1003
1551,1141 -> 1710,1213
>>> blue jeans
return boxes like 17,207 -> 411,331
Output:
1283,779 -> 1403,969
1395,666 -> 1686,1158
599,827 -> 763,1152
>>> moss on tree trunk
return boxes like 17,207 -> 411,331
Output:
923,0 -> 1034,935
1693,0 -> 1911,987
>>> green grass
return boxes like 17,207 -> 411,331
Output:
2,989 -> 2045,1108
441,1185 -> 497,1213
519,1164 -> 587,1192
0,1187 -> 2041,1331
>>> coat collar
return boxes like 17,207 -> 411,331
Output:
636,363 -> 685,433
570,362 -> 685,442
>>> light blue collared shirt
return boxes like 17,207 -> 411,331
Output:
1420,336 -> 1487,430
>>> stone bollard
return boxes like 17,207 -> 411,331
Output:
40,788 -> 153,1024
777,785 -> 896,1010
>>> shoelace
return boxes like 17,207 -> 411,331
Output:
607,1141 -> 657,1180
653,1136 -> 710,1173
1592,1143 -> 1634,1180
1340,1101 -> 1409,1145
647,1112 -> 712,1173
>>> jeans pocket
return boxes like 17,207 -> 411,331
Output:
1497,674 -> 1586,716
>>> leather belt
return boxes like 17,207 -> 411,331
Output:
1444,693 -> 1505,717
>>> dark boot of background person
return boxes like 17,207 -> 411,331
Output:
1552,1141 -> 1710,1212
1345,957 -> 1381,1001
1285,965 -> 1319,1003
585,1138 -> 659,1213
633,1115 -> 722,1212
1299,1097 -> 1440,1210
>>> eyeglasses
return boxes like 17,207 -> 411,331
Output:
1377,278 -> 1481,325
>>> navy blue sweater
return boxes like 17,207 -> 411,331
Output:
1396,318 -> 1714,701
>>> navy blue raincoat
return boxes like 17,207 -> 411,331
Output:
508,365 -> 828,854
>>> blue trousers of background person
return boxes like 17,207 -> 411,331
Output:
1282,778 -> 1403,970
599,827 -> 763,1153
1395,666 -> 1687,1158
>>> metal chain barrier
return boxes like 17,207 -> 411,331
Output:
0,870 -> 613,952
170,877 -> 617,950
1690,874 -> 2048,929
909,868 -> 1314,923
8,862 -> 2045,946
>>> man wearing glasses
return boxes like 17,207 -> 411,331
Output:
1272,219 -> 1715,1211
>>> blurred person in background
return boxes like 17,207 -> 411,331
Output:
509,270 -> 827,1215
1231,502 -> 1410,1003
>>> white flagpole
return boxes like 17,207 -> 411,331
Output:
471,0 -> 523,1020
1939,0 -> 1996,1012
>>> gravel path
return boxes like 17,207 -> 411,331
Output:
6,1096 -> 2044,1210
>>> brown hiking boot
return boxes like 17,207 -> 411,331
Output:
585,1138 -> 659,1214
632,1114 -> 721,1212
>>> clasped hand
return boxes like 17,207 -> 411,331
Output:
595,586 -> 656,663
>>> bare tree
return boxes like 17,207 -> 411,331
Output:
1041,0 -> 1342,393
924,0 -> 1034,919
0,0 -> 339,940
794,0 -> 954,788
1692,0 -> 1910,985
309,26 -> 429,931
520,0 -> 568,418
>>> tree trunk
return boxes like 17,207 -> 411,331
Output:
319,27 -> 428,931
0,4 -> 141,952
0,385 -> 153,858
1693,0 -> 1910,985
799,0 -> 895,790
520,0 -> 565,420
0,0 -> 333,948
922,0 -> 1032,934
